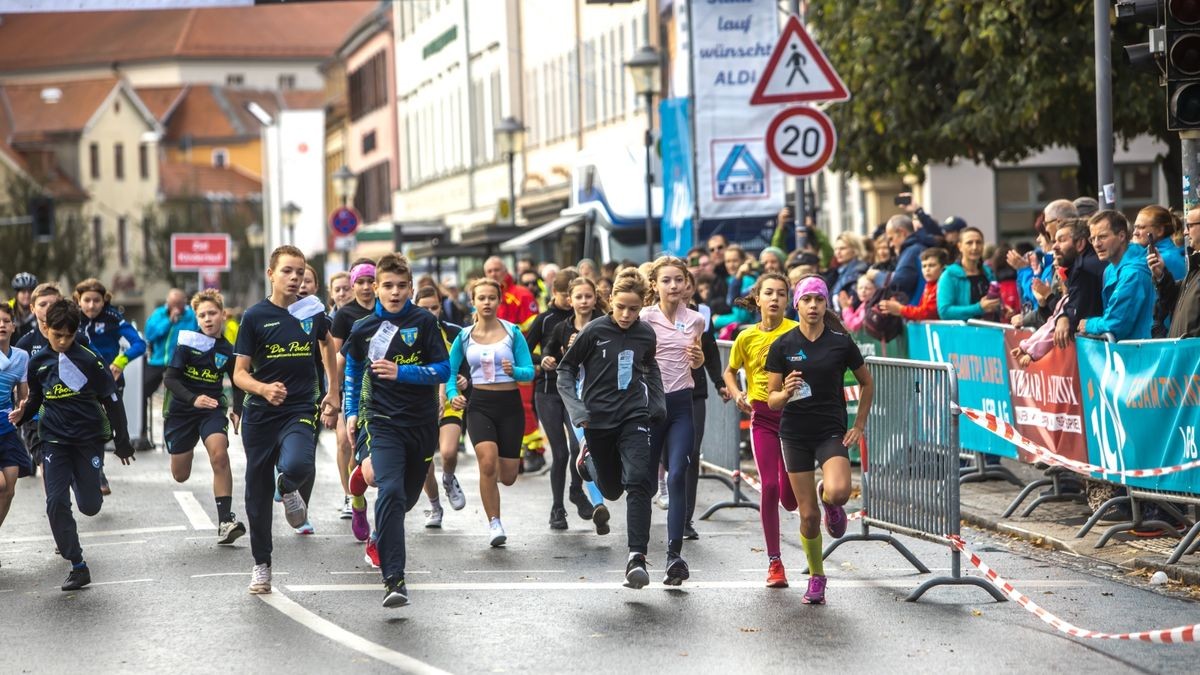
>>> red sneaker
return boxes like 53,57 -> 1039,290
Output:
766,559 -> 789,588
364,537 -> 380,569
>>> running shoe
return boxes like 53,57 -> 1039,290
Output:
569,486 -> 594,520
364,538 -> 380,569
248,563 -> 271,594
523,452 -> 547,475
592,504 -> 611,536
766,559 -> 789,588
549,506 -> 568,530
99,471 -> 111,496
442,473 -> 466,510
62,564 -> 91,591
348,464 -> 368,497
802,574 -> 827,605
351,498 -> 370,542
489,520 -> 507,547
294,521 -> 315,535
683,522 -> 699,540
279,477 -> 308,529
657,481 -> 669,510
576,444 -> 592,482
382,577 -> 409,608
425,505 -> 444,529
217,519 -> 246,545
273,467 -> 282,502
624,554 -> 649,589
816,480 -> 847,538
339,495 -> 353,520
663,554 -> 690,586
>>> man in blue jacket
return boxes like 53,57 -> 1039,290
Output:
141,289 -> 198,448
884,214 -> 928,305
1081,211 -> 1154,341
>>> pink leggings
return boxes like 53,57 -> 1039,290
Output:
750,401 -> 797,558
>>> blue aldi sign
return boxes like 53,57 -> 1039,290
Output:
714,143 -> 767,198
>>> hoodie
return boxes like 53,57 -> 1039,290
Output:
937,262 -> 996,321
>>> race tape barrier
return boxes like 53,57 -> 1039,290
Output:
947,535 -> 1199,643
960,406 -> 1200,479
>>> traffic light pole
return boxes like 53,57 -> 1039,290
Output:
1095,0 -> 1116,209
1183,131 -> 1200,214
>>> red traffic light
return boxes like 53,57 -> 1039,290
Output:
1169,0 -> 1200,24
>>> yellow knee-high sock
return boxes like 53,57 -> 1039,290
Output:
801,533 -> 824,576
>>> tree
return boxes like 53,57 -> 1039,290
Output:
808,1 -> 1174,204
0,175 -> 100,289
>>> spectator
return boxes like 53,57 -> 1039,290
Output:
539,262 -> 560,294
705,235 -> 731,316
884,214 -> 928,304
1011,214 -> 1058,311
940,216 -> 969,260
937,227 -> 1002,321
840,275 -> 877,331
829,233 -> 869,311
1135,205 -> 1187,285
880,247 -> 947,321
143,288 -> 198,444
1080,210 -> 1155,340
988,243 -> 1022,319
1161,208 -> 1200,338
1037,218 -> 1106,348
483,256 -> 539,328
759,246 -> 787,275
519,269 -> 545,312
1073,196 -> 1100,218
713,244 -> 757,331
577,258 -> 599,281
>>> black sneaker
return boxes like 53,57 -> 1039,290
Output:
592,504 -> 611,535
624,554 -> 649,589
569,487 -> 594,520
62,564 -> 91,591
683,522 -> 699,540
576,446 -> 593,482
524,452 -> 547,475
382,577 -> 409,608
549,506 -> 568,530
663,554 -> 690,586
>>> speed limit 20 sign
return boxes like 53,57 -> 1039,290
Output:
765,106 -> 836,177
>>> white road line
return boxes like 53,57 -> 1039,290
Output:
191,572 -> 291,578
89,578 -> 155,587
258,590 -> 452,675
174,491 -> 217,530
286,578 -> 1094,593
329,570 -> 431,576
462,569 -> 565,574
85,540 -> 147,548
1,525 -> 187,544
0,588 -> 13,593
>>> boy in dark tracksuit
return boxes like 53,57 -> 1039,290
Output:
343,254 -> 449,608
557,272 -> 665,588
10,300 -> 133,591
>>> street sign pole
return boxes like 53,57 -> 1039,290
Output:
1095,0 -> 1115,208
792,0 -> 806,250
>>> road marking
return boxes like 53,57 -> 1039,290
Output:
463,569 -> 565,574
85,540 -> 147,548
258,590 -> 452,675
330,570 -> 431,576
286,578 -> 1095,593
191,572 -> 291,578
174,491 -> 217,530
0,588 -> 13,593
90,578 -> 155,587
1,525 -> 186,544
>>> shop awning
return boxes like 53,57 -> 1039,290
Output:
499,214 -> 585,252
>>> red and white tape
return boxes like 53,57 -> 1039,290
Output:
947,534 -> 1198,642
959,406 -> 1200,479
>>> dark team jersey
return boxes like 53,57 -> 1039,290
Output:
526,305 -> 573,393
342,302 -> 449,426
555,315 -> 665,430
331,301 -> 373,342
764,326 -> 865,440
165,332 -> 236,417
24,341 -> 118,443
16,326 -> 90,359
233,298 -> 329,413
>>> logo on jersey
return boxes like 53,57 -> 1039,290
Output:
399,327 -> 419,347
787,350 -> 809,363
91,456 -> 101,469
95,323 -> 106,334
300,318 -> 314,335
214,353 -> 228,369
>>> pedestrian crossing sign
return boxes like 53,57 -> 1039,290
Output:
750,14 -> 849,106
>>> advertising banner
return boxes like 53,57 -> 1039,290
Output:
1003,330 -> 1087,464
659,98 -> 695,258
1077,337 -> 1200,492
688,0 -> 784,219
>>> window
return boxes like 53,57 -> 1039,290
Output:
471,77 -> 486,164
490,72 -> 502,162
348,51 -> 388,120
583,41 -> 597,128
352,162 -> 391,224
89,143 -> 100,179
278,74 -> 296,90
92,216 -> 103,266
212,148 -> 228,168
114,143 -> 124,180
117,216 -> 128,266
362,130 -> 377,155
138,143 -> 149,180
994,163 -> 1159,238
226,74 -> 244,86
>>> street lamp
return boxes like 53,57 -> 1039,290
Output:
626,44 -> 661,262
494,116 -> 525,226
282,201 -> 301,246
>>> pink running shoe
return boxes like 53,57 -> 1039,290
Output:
816,480 -> 847,538
351,498 -> 370,542
802,575 -> 827,605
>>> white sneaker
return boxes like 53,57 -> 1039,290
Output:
442,473 -> 466,510
657,491 -> 670,510
339,495 -> 353,520
425,506 -> 444,529
281,490 -> 308,529
217,520 -> 246,545
248,563 -> 271,594
488,520 -> 507,547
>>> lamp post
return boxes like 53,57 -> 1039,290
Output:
625,44 -> 661,263
332,164 -> 359,268
494,116 -> 526,227
282,201 -> 301,246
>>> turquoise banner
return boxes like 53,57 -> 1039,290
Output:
1076,337 -> 1200,493
906,322 -> 1016,458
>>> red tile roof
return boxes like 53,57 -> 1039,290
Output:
0,2 -> 376,71
144,85 -> 324,144
160,161 -> 261,201
0,77 -> 121,141
136,85 -> 188,124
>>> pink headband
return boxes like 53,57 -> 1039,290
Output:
793,277 -> 830,306
350,263 -> 376,284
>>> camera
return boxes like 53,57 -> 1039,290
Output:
894,194 -> 912,207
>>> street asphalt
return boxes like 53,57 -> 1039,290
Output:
2,419 -> 1199,674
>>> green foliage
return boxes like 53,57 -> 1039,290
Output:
0,176 -> 99,289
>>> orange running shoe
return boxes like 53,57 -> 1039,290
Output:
766,558 -> 789,588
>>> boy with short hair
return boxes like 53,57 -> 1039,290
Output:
881,248 -> 947,321
9,300 -> 134,590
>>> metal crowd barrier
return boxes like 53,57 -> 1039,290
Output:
697,339 -> 758,519
820,356 -> 1006,602
957,319 -> 1024,487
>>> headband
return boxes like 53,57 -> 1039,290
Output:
350,263 -> 376,285
793,276 -> 830,306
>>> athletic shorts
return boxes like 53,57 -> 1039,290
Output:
465,388 -> 523,459
0,430 -> 32,477
780,434 -> 848,473
356,418 -> 436,466
163,410 -> 229,455
439,407 -> 464,427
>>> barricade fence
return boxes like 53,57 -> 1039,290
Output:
696,339 -> 757,519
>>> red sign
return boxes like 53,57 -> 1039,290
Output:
1003,329 -> 1088,464
750,15 -> 850,106
765,106 -> 836,177
171,234 -> 232,272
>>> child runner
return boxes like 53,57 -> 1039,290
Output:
233,245 -> 340,594
641,257 -> 705,576
545,277 -> 608,533
331,259 -> 377,540
557,270 -> 667,587
446,278 -> 535,547
9,272 -> 38,343
9,300 -> 134,590
414,284 -> 469,529
0,303 -> 31,541
342,253 -> 449,608
724,273 -> 799,588
162,290 -> 246,545
765,275 -> 874,605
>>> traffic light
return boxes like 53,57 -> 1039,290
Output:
28,196 -> 54,242
1117,0 -> 1165,74
1166,0 -> 1200,130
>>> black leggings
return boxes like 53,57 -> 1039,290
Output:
687,396 -> 705,524
535,390 -> 581,509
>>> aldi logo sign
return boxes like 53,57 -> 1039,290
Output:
712,139 -> 770,201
